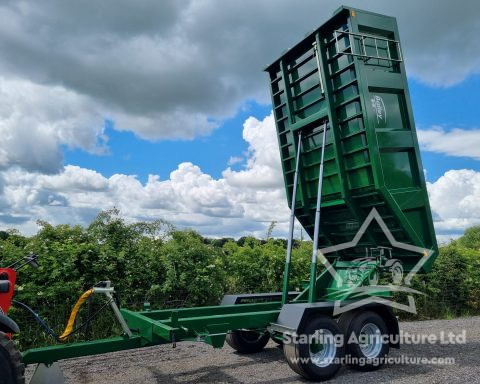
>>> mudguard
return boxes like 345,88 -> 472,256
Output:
270,301 -> 400,349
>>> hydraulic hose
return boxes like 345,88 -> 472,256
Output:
58,288 -> 94,340
14,283 -> 115,342
12,300 -> 58,339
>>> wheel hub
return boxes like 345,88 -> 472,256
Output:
309,329 -> 337,367
359,323 -> 382,358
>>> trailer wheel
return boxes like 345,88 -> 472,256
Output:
284,316 -> 344,381
338,310 -> 389,371
0,332 -> 25,384
226,330 -> 269,354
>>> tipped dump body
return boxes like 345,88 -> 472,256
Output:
266,6 -> 437,272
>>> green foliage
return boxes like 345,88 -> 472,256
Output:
0,210 -> 479,350
457,226 -> 480,250
427,245 -> 470,311
2,209 -> 223,348
153,230 -> 225,306
399,234 -> 480,320
221,237 -> 310,294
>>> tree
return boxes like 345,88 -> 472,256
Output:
457,226 -> 480,250
266,221 -> 277,240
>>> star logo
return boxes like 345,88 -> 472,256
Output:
317,208 -> 435,316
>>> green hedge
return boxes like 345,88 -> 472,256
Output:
1,209 -> 479,349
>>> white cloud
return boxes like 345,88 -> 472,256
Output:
41,166 -> 109,192
0,111 -> 478,243
427,169 -> 480,236
0,77 -> 107,173
436,234 -> 462,245
1,1 -> 478,244
418,126 -> 480,160
223,114 -> 283,189
227,156 -> 243,166
0,113 -> 290,238
0,0 -> 478,178
0,0 -> 478,155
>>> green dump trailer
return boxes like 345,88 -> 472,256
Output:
2,6 -> 438,384
265,6 -> 437,272
265,5 -> 438,307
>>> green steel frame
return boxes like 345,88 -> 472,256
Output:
22,301 -> 283,365
20,6 -> 437,371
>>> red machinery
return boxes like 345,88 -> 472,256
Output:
1,254 -> 38,384
0,268 -> 17,314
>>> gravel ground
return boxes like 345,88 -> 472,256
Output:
25,316 -> 480,384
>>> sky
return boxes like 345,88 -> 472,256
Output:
0,0 -> 479,243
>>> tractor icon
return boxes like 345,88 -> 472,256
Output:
346,246 -> 403,286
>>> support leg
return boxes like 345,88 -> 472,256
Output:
308,122 -> 328,303
282,132 -> 303,305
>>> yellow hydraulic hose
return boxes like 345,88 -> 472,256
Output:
58,288 -> 94,341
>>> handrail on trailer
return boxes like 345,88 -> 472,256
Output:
333,29 -> 403,62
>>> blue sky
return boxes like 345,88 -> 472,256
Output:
410,76 -> 480,181
65,75 -> 480,184
0,0 -> 479,242
65,101 -> 273,183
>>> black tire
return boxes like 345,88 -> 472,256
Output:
0,332 -> 25,384
338,310 -> 389,371
283,315 -> 344,381
226,330 -> 270,354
